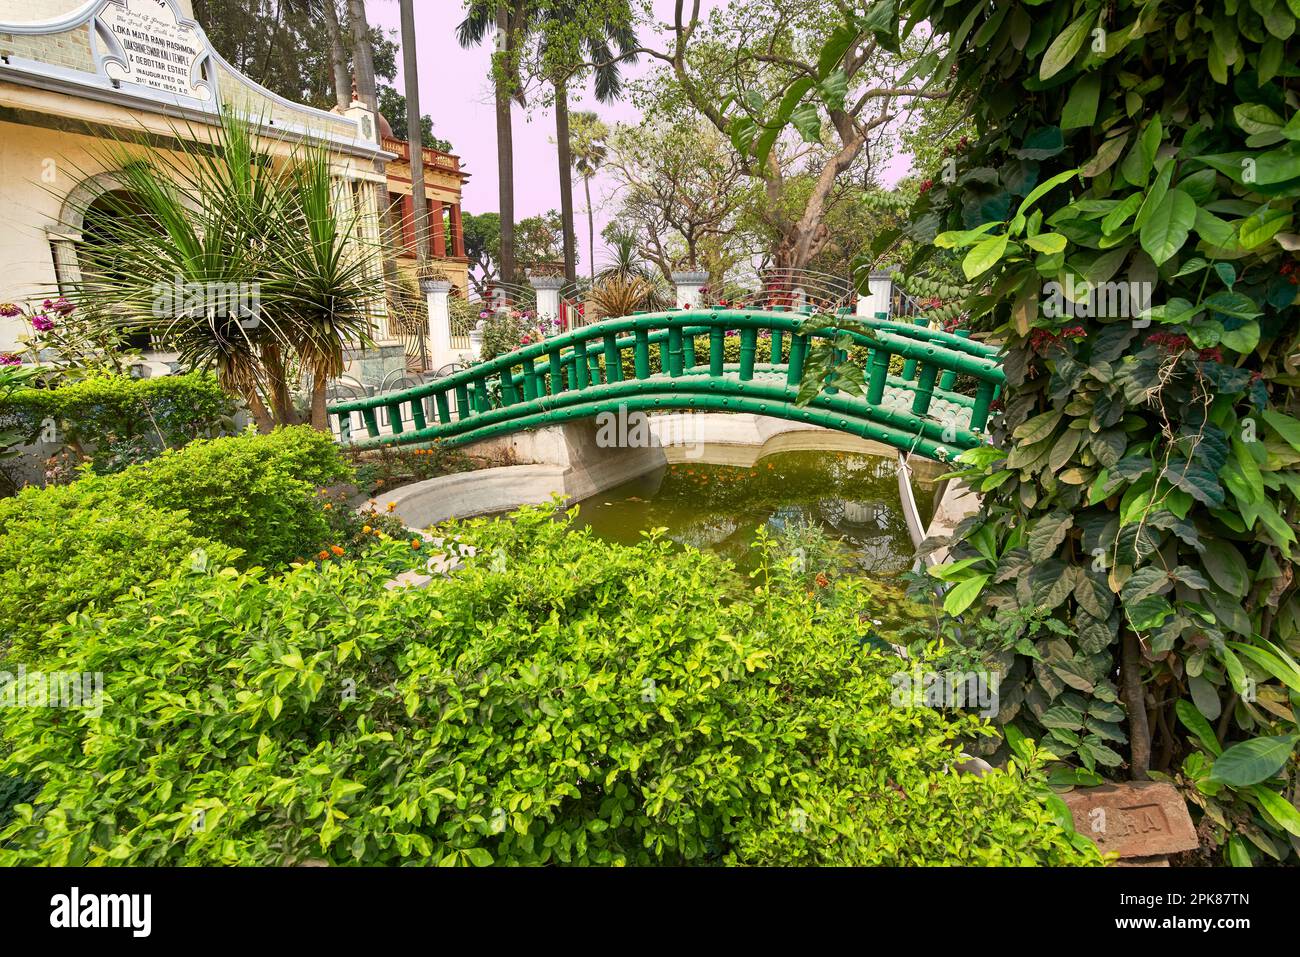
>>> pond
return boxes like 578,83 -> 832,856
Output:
571,448 -> 936,581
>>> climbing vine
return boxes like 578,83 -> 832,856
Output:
776,1 -> 1300,863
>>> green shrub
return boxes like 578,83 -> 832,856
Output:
0,372 -> 235,475
0,481 -> 239,659
107,427 -> 351,571
0,503 -> 1100,866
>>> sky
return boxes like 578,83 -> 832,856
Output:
371,0 -> 912,268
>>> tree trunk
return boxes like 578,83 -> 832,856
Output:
321,0 -> 351,111
310,371 -> 329,431
401,0 -> 431,268
346,0 -> 401,303
584,175 -> 596,285
554,79 -> 578,284
244,387 -> 275,434
495,4 -> 517,286
1122,630 -> 1151,781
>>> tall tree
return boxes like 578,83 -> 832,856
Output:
399,0 -> 431,272
633,0 -> 944,272
458,2 -> 532,287
532,1 -> 640,284
568,111 -> 609,283
320,0 -> 352,110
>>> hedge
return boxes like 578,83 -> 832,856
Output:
0,372 -> 235,475
0,503 -> 1102,866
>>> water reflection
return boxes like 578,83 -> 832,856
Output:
573,449 -> 932,578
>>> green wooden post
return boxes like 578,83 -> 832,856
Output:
866,349 -> 890,405
603,334 -> 622,382
911,363 -> 938,416
739,327 -> 758,381
361,407 -> 380,437
335,412 -> 352,443
549,350 -> 564,395
455,383 -> 471,419
709,327 -> 724,377
970,380 -> 995,432
682,331 -> 697,368
938,329 -> 970,391
900,315 -> 928,380
668,326 -> 684,377
522,363 -> 538,401
587,348 -> 603,386
786,333 -> 807,387
573,340 -> 590,389
435,391 -> 451,424
385,404 -> 403,435
771,328 -> 784,364
634,329 -> 651,379
474,379 -> 490,413
500,365 -> 519,404
410,397 -> 427,432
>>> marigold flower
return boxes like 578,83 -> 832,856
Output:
330,545 -> 345,556
362,525 -> 372,534
386,502 -> 396,512
317,550 -> 330,561
410,538 -> 422,549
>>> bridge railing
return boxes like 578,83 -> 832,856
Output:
327,308 -> 1004,459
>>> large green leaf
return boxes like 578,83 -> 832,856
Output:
1039,11 -> 1096,80
961,233 -> 1009,279
1139,188 -> 1196,265
1210,734 -> 1299,786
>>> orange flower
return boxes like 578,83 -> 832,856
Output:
386,502 -> 396,512
323,502 -> 332,510
362,525 -> 372,534
410,538 -> 422,549
317,550 -> 330,561
330,545 -> 345,557
815,572 -> 830,588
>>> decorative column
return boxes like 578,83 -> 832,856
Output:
468,320 -> 486,360
529,273 -> 564,325
856,270 -> 894,318
672,270 -> 709,309
422,278 -> 454,369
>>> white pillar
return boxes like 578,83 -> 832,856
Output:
856,270 -> 894,318
529,273 -> 564,324
468,320 -> 486,360
422,279 -> 454,368
672,270 -> 709,309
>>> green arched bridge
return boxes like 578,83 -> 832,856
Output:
327,310 -> 1004,462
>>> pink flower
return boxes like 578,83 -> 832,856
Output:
0,303 -> 20,318
31,314 -> 53,332
0,353 -> 21,366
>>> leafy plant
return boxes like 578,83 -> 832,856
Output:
106,427 -> 351,570
0,482 -> 239,660
0,372 -> 235,477
775,0 -> 1300,863
0,503 -> 1099,866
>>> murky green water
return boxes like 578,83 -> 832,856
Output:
572,449 -> 934,580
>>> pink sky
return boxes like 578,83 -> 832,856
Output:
372,1 -> 910,265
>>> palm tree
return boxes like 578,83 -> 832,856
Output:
73,112 -> 384,431
568,111 -> 610,285
534,3 -> 638,285
458,2 -> 530,287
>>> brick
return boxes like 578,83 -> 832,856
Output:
1060,781 -> 1199,859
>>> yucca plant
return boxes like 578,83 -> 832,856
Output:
587,273 -> 655,321
68,110 -> 384,430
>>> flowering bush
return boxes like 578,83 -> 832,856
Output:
0,298 -> 141,383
